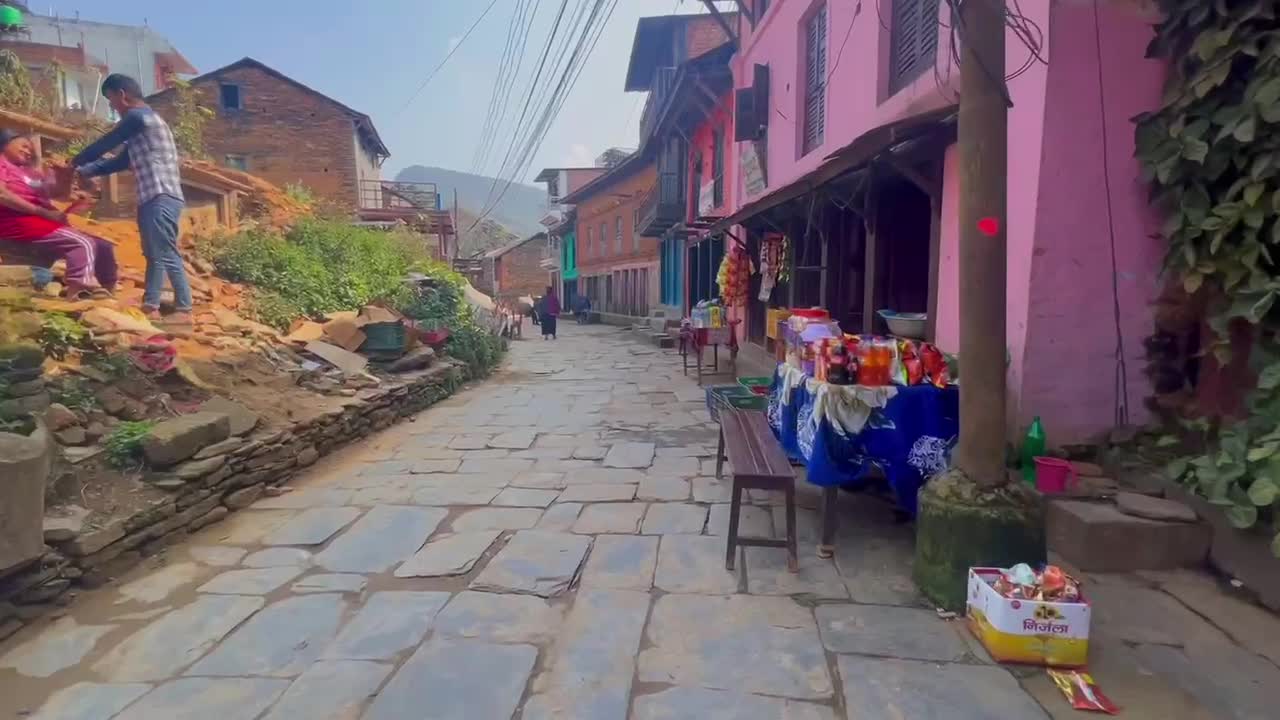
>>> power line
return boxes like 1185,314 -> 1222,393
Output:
397,0 -> 504,115
471,0 -> 529,172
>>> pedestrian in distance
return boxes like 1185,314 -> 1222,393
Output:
72,73 -> 193,326
541,285 -> 560,340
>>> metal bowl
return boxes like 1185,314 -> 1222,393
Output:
878,310 -> 927,339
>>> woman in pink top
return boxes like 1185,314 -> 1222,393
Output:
0,129 -> 116,299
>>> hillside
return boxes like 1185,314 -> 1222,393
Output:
396,165 -> 547,253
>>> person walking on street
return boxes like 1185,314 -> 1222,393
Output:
72,74 -> 192,325
541,286 -> 560,340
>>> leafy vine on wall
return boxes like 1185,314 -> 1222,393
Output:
1134,0 -> 1280,555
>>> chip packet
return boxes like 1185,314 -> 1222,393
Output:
1048,669 -> 1119,714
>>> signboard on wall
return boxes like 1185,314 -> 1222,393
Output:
741,141 -> 767,197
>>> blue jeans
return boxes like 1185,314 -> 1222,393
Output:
138,194 -> 192,312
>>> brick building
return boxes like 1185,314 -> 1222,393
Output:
485,232 -> 552,301
147,57 -> 389,209
560,155 -> 658,318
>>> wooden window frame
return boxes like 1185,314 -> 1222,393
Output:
888,0 -> 942,96
801,3 -> 827,157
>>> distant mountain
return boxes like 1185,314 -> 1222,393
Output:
396,165 -> 547,255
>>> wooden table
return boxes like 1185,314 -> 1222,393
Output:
716,408 -> 797,572
680,324 -> 739,385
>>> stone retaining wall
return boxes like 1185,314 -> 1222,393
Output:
0,360 -> 473,641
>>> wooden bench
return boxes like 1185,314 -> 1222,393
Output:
716,408 -> 798,572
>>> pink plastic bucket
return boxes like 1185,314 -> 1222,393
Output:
1034,457 -> 1077,494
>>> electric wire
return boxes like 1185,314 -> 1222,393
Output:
398,0 -> 504,114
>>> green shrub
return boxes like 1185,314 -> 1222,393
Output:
211,218 -> 423,329
50,378 -> 97,412
39,313 -> 90,360
283,183 -> 315,206
401,261 -> 505,372
105,420 -> 155,469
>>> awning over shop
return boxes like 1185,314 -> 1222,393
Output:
707,105 -> 958,235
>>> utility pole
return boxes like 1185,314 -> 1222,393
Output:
954,0 -> 1008,488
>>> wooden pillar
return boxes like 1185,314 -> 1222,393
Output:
861,167 -> 881,334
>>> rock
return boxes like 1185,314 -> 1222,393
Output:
1072,460 -> 1105,477
387,346 -> 436,373
198,396 -> 259,436
263,485 -> 289,497
94,386 -> 128,416
83,422 -> 106,442
224,484 -> 264,510
54,427 -> 88,446
0,619 -> 21,642
193,437 -> 245,459
296,445 -> 319,467
63,521 -> 126,557
151,479 -> 186,491
44,403 -> 80,433
1116,492 -> 1198,523
15,578 -> 71,604
141,412 -> 231,467
0,390 -> 50,415
0,418 -> 52,574
43,505 -> 91,543
188,506 -> 228,531
173,455 -> 226,480
6,377 -> 45,397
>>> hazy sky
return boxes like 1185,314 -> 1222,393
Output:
67,0 -> 719,181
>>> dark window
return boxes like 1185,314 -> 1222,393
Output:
712,126 -> 725,208
219,83 -> 242,110
601,222 -> 608,256
802,4 -> 827,156
889,0 -> 941,94
616,216 -> 623,253
224,154 -> 248,171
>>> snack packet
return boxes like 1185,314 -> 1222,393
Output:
1048,670 -> 1119,714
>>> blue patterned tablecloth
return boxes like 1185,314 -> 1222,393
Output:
767,364 -> 959,516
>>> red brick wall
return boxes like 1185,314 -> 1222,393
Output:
575,164 -> 658,275
149,65 -> 361,208
686,15 -> 733,59
496,235 -> 551,300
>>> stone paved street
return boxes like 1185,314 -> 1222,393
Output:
2,324 -> 1278,719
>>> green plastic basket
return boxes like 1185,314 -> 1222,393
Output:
737,376 -> 772,395
706,384 -> 767,421
361,322 -> 406,353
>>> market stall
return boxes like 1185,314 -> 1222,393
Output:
764,310 -> 958,552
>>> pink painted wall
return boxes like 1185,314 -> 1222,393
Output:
731,0 -> 958,206
1016,1 -> 1164,442
934,0 -> 1164,443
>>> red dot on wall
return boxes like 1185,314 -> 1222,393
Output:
977,217 -> 1000,237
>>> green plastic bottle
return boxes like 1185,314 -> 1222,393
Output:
1021,417 -> 1045,484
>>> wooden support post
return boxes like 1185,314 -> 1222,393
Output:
861,166 -> 881,334
954,0 -> 1008,487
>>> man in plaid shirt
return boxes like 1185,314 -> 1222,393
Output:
73,74 -> 192,323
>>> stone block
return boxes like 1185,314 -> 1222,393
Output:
1048,500 -> 1209,572
198,396 -> 260,436
0,419 -> 51,573
140,412 -> 231,468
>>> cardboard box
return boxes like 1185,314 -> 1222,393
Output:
965,567 -> 1090,668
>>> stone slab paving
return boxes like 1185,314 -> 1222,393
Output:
324,591 -> 450,660
196,566 -> 303,594
364,638 -> 536,720
313,505 -> 446,573
638,476 -> 691,501
10,325 -> 1274,720
490,486 -> 560,507
432,590 -> 564,644
654,535 -> 740,594
259,506 -> 361,545
261,659 -> 391,720
471,530 -> 591,597
642,502 -> 708,534
395,530 -> 501,577
93,594 -> 265,681
522,588 -> 650,720
837,655 -> 1048,719
114,677 -> 289,720
291,573 -> 367,594
187,593 -> 346,677
449,506 -> 543,531
572,502 -> 647,534
28,682 -> 152,720
632,686 -> 838,720
640,593 -> 833,700
0,618 -> 115,678
580,533 -> 659,591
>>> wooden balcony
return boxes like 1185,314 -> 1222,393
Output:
637,171 -> 685,237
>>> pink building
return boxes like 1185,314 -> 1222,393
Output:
703,0 -> 1166,444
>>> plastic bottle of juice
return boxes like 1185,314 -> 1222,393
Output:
1020,417 -> 1046,484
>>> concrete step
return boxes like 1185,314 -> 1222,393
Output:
1047,499 -> 1209,573
648,332 -> 675,349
